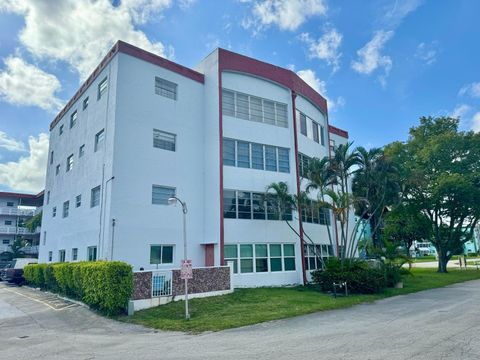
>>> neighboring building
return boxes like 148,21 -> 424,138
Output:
39,41 -> 353,287
0,191 -> 43,260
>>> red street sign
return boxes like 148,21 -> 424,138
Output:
181,259 -> 193,279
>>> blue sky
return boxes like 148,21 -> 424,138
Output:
0,0 -> 479,193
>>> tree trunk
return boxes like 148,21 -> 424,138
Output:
437,249 -> 448,273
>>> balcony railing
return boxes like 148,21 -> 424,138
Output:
0,226 -> 38,235
0,207 -> 36,217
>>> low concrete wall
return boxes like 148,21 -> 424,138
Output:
130,265 -> 233,312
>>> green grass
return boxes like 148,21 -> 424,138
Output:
119,268 -> 480,333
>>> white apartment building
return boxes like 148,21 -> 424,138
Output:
0,191 -> 43,260
39,41 -> 352,287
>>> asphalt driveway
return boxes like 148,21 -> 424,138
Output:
1,280 -> 480,359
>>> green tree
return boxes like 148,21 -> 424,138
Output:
8,238 -> 27,258
24,211 -> 42,233
387,117 -> 480,272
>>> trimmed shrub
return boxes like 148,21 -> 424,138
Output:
24,261 -> 133,315
312,258 -> 386,294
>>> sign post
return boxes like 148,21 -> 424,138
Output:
181,259 -> 192,319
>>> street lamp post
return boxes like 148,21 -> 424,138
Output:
168,196 -> 190,320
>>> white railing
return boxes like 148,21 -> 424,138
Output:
0,226 -> 36,235
151,270 -> 172,297
21,245 -> 39,255
0,207 -> 36,216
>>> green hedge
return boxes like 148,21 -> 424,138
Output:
24,261 -> 133,315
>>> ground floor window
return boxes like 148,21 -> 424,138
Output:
72,248 -> 78,261
87,246 -> 97,261
59,249 -> 66,263
150,245 -> 174,265
224,243 -> 296,274
48,251 -> 52,262
304,244 -> 334,271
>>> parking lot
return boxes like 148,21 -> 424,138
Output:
1,280 -> 480,359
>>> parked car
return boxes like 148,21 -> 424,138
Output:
0,261 -> 13,281
5,258 -> 38,285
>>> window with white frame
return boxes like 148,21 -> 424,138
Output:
90,186 -> 101,208
155,77 -> 177,100
153,129 -> 176,151
152,185 -> 175,205
224,243 -> 296,274
52,206 -> 56,218
223,190 -> 292,221
299,113 -> 307,136
79,144 -> 85,157
72,248 -> 78,261
66,154 -> 74,172
48,251 -> 52,262
62,201 -> 69,218
298,152 -> 311,178
59,249 -> 66,263
98,77 -> 108,100
301,199 -> 331,225
87,246 -> 97,261
70,110 -> 77,128
297,110 -> 325,145
94,129 -> 105,152
149,245 -> 174,265
59,124 -> 64,135
304,244 -> 333,271
222,138 -> 290,173
76,194 -> 82,208
222,89 -> 289,128
83,96 -> 89,110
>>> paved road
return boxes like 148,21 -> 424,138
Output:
1,280 -> 480,360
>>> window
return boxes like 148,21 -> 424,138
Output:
304,244 -> 332,271
224,245 -> 238,273
240,245 -> 254,273
43,231 -> 46,245
153,129 -> 176,151
155,77 -> 177,100
83,97 -> 89,110
59,124 -> 64,135
222,139 -> 236,166
5,220 -> 12,225
76,194 -> 82,208
48,251 -> 53,262
56,164 -> 60,175
223,190 -> 292,221
6,202 -> 13,207
98,77 -> 107,100
72,248 -> 78,261
300,113 -> 307,136
150,245 -> 174,264
320,125 -> 325,146
301,199 -> 331,225
2,239 -> 9,245
298,152 -> 311,178
47,191 -> 50,205
278,148 -> 290,173
90,186 -> 101,208
70,110 -> 77,128
63,201 -> 69,218
59,250 -> 66,263
251,143 -> 264,170
66,154 -> 74,172
237,141 -> 250,168
224,243 -> 296,273
221,88 -> 288,128
152,185 -> 175,205
223,190 -> 237,218
312,122 -> 319,143
222,138 -> 289,174
264,146 -> 277,171
52,206 -> 56,218
94,129 -> 105,152
50,151 -> 54,165
87,246 -> 97,261
283,244 -> 296,271
79,144 -> 85,157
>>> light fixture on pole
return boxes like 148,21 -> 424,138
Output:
168,196 -> 191,320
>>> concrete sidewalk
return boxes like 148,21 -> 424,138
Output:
1,280 -> 480,359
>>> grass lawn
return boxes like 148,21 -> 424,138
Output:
119,268 -> 480,333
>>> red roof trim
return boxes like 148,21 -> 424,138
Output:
217,48 -> 328,115
0,191 -> 39,199
328,125 -> 349,138
50,41 -> 204,131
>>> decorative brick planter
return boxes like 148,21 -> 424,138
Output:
132,271 -> 152,300
172,266 -> 231,296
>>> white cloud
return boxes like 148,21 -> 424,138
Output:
243,0 -> 327,32
0,131 -> 26,152
451,104 -> 471,119
0,133 -> 48,192
379,0 -> 424,29
458,82 -> 480,98
351,30 -> 394,86
0,0 -> 173,80
472,112 -> 480,133
300,28 -> 343,71
296,69 -> 345,111
415,41 -> 438,65
0,56 -> 63,112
